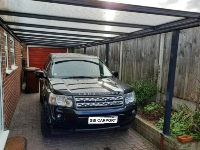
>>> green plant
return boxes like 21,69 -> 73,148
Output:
156,105 -> 200,140
144,102 -> 164,113
141,102 -> 164,121
131,68 -> 158,107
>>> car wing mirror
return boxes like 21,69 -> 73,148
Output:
34,71 -> 46,78
112,71 -> 118,78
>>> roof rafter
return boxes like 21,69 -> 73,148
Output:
6,21 -> 127,35
12,28 -> 110,39
16,33 -> 100,42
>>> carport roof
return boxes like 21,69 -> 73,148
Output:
0,0 -> 200,48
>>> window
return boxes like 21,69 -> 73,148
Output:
10,37 -> 16,69
51,58 -> 112,78
4,32 -> 8,71
4,32 -> 18,75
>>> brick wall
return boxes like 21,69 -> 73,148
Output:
133,116 -> 200,150
0,26 -> 22,129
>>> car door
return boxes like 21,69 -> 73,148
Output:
40,56 -> 51,103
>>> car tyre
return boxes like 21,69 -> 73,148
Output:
40,93 -> 43,104
119,125 -> 131,132
41,105 -> 52,137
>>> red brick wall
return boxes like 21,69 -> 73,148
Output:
0,26 -> 22,129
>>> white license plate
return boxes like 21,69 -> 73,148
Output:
88,116 -> 118,124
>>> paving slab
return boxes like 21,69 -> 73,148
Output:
9,93 -> 158,150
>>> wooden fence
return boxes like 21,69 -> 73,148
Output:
74,26 -> 200,102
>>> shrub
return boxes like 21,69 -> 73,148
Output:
131,68 -> 158,107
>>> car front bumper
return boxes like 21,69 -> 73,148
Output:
47,104 -> 137,131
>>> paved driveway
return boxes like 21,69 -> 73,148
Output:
9,93 -> 158,150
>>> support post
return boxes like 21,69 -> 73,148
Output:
84,47 -> 86,54
119,41 -> 123,80
163,30 -> 180,135
105,43 -> 109,67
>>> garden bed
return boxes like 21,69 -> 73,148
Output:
132,116 -> 200,150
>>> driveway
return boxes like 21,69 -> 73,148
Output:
8,93 -> 158,150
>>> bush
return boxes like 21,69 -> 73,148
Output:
131,68 -> 158,107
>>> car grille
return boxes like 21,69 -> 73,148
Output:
74,96 -> 124,109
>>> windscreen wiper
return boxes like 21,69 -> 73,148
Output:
99,76 -> 112,78
63,76 -> 94,79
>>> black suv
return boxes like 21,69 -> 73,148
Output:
35,53 -> 137,137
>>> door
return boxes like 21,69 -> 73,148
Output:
28,47 -> 68,69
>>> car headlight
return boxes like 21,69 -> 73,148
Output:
124,92 -> 136,105
49,93 -> 73,107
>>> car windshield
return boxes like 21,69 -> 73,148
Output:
51,58 -> 112,78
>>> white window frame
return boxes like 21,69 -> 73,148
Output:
4,32 -> 9,72
0,45 -> 9,150
10,37 -> 17,70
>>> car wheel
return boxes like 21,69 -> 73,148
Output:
41,105 -> 52,137
40,93 -> 43,104
119,125 -> 131,132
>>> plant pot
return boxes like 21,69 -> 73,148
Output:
177,135 -> 194,143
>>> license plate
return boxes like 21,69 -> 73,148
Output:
88,116 -> 118,124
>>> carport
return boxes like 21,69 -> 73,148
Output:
0,0 -> 200,149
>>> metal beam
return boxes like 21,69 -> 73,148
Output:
163,30 -> 180,135
34,0 -> 200,18
22,38 -> 86,43
77,18 -> 199,48
24,40 -> 81,45
6,22 -> 125,35
25,42 -> 77,48
105,43 -> 109,67
84,47 -> 86,54
0,11 -> 153,29
0,17 -> 21,42
23,40 -> 84,45
20,37 -> 89,43
16,33 -> 99,42
12,28 -> 110,39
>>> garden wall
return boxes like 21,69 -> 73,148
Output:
74,26 -> 200,107
134,116 -> 200,150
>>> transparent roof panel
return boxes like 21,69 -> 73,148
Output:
9,25 -> 117,37
13,32 -> 104,40
1,0 -> 183,26
0,15 -> 142,33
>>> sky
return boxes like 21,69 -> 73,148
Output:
99,0 -> 200,12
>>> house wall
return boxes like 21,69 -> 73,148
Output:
0,26 -> 22,129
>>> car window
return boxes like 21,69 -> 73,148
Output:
51,58 -> 112,78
